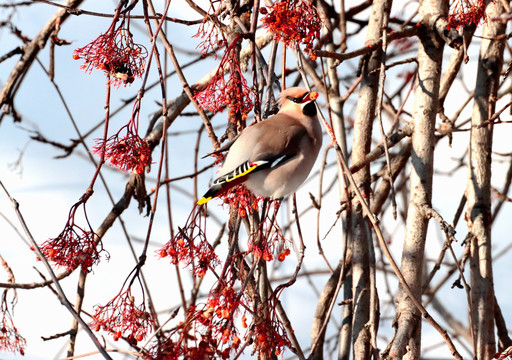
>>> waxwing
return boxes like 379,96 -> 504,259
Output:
197,87 -> 323,205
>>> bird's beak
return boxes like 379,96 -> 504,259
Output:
302,91 -> 319,103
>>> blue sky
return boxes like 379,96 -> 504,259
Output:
1,1 -> 512,359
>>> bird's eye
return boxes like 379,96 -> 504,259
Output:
287,96 -> 302,103
287,93 -> 309,104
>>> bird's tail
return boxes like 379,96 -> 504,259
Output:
197,184 -> 223,205
197,161 -> 267,205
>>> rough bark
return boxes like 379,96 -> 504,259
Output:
466,1 -> 506,358
309,263 -> 343,360
386,0 -> 445,358
318,2 -> 352,358
349,1 -> 391,359
338,270 -> 353,360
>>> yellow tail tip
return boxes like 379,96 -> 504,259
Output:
197,197 -> 211,205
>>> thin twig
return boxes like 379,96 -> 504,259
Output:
0,181 -> 113,360
313,26 -> 418,65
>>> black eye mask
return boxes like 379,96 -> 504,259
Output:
287,92 -> 310,103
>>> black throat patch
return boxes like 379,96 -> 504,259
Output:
302,102 -> 317,116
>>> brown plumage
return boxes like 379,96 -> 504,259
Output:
198,87 -> 323,205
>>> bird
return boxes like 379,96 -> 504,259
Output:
197,87 -> 323,205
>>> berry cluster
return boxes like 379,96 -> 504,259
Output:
261,0 -> 322,55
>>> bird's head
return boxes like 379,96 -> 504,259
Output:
278,87 -> 319,116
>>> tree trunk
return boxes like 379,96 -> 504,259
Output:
467,1 -> 506,358
386,0 -> 446,358
349,1 -> 391,359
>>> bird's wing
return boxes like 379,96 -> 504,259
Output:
248,114 -> 310,163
